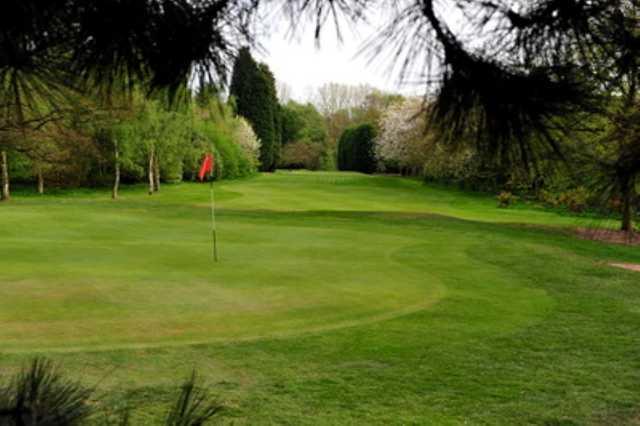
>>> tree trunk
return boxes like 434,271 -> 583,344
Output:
153,152 -> 160,192
148,148 -> 155,195
1,150 -> 9,201
620,177 -> 634,233
621,191 -> 633,233
37,167 -> 44,195
112,139 -> 120,200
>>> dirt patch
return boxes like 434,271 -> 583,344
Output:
576,228 -> 640,246
610,263 -> 640,273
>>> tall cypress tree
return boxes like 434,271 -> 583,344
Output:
258,64 -> 282,169
229,48 -> 280,172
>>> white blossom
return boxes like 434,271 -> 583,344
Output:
233,117 -> 261,167
375,98 -> 432,172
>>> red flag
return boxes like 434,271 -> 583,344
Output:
198,153 -> 214,181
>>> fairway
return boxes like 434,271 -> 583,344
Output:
2,171 -> 640,424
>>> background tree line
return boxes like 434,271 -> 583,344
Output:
2,90 -> 261,198
2,0 -> 638,231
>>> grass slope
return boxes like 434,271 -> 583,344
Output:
1,171 -> 639,424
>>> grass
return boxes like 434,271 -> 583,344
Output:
1,170 -> 640,424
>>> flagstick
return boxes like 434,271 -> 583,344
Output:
209,170 -> 218,262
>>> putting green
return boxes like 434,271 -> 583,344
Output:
0,172 -> 558,353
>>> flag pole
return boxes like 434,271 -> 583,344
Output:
209,155 -> 218,262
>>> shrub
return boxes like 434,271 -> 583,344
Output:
538,187 -> 590,212
190,120 -> 256,181
558,187 -> 589,213
537,189 -> 560,207
497,191 -> 516,208
0,358 -> 93,425
337,124 -> 377,174
233,117 -> 261,170
0,359 -> 223,426
279,139 -> 323,170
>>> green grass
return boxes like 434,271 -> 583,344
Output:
1,171 -> 640,424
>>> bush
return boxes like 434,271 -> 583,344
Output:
497,191 -> 516,208
558,187 -> 589,213
0,358 -> 223,426
337,124 -> 377,174
538,187 -> 590,213
279,139 -> 324,170
190,119 -> 256,181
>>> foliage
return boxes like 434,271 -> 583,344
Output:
163,372 -> 223,426
280,139 -> 324,170
0,358 -> 93,425
497,191 -> 516,208
313,83 -> 376,117
4,94 -> 258,190
191,106 -> 255,181
0,358 -> 223,426
3,0 -> 639,228
229,48 -> 280,172
232,117 -> 261,170
280,101 -> 327,147
539,187 -> 591,213
337,124 -> 377,174
312,83 -> 403,145
375,98 -> 431,175
585,103 -> 640,230
279,101 -> 328,170
0,0 -> 252,107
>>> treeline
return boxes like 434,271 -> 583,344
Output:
332,95 -> 639,231
0,44 -> 418,199
229,48 -> 335,173
230,52 -> 406,176
1,46 -> 342,198
3,92 -> 260,198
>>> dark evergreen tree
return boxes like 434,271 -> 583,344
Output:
259,63 -> 282,170
337,124 -> 376,174
229,49 -> 280,171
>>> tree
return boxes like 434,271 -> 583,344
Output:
1,0 -> 253,200
96,92 -> 141,200
338,124 -> 377,174
1,149 -> 9,201
281,101 -> 327,146
364,0 -> 639,231
277,81 -> 293,104
6,1 -> 639,229
280,139 -> 325,170
313,83 -> 374,117
376,98 -> 432,175
579,102 -> 640,232
229,48 -> 280,171
134,100 -> 189,194
233,117 -> 261,169
279,101 -> 329,170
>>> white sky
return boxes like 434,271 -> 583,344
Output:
252,2 -> 469,103
253,11 -> 424,102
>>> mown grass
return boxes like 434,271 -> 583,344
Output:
1,171 -> 640,424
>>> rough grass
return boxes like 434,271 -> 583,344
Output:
1,171 -> 640,424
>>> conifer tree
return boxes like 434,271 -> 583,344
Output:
229,48 -> 280,171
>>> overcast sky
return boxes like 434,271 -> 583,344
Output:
253,12 -> 425,103
252,2 -> 469,103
